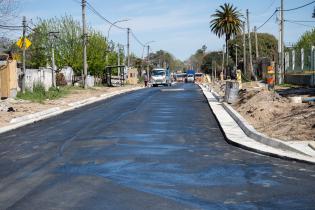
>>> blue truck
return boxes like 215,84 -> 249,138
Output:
186,70 -> 195,83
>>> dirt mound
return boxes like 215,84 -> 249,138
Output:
233,89 -> 315,141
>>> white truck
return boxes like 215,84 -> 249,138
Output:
150,68 -> 171,87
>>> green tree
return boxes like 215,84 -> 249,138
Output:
87,31 -> 107,76
188,45 -> 207,71
26,21 -> 49,68
295,29 -> 315,49
149,50 -> 184,72
228,32 -> 278,64
16,15 -> 121,77
210,3 -> 242,75
201,51 -> 223,74
54,15 -> 83,73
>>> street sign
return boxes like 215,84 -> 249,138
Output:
16,38 -> 32,49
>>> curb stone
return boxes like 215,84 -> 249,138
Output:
309,142 -> 315,151
68,97 -> 98,107
222,102 -> 307,155
199,84 -> 315,164
0,87 -> 144,135
9,107 -> 61,124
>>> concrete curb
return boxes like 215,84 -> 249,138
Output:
221,102 -> 307,155
0,87 -> 144,135
309,142 -> 315,151
68,97 -> 98,107
9,107 -> 61,124
198,84 -> 315,164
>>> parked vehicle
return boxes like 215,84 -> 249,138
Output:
187,74 -> 195,83
150,68 -> 171,87
194,73 -> 204,83
175,73 -> 186,82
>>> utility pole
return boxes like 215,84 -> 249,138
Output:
49,32 -> 58,88
242,21 -> 247,78
117,44 -> 121,75
22,16 -> 26,93
222,45 -> 225,78
235,44 -> 238,69
214,60 -> 217,80
280,0 -> 284,84
117,44 -> 121,66
247,9 -> 256,81
127,28 -> 130,68
51,45 -> 56,87
147,45 -> 150,77
226,40 -> 229,79
82,0 -> 88,89
254,26 -> 259,60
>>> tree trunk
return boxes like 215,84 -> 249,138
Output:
225,36 -> 229,80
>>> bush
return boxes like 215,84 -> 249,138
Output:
17,83 -> 69,103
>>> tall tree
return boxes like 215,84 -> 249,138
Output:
210,3 -> 242,75
0,0 -> 18,24
228,32 -> 278,65
13,15 -> 121,76
188,45 -> 207,71
0,0 -> 19,37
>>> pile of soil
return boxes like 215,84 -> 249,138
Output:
233,88 -> 315,141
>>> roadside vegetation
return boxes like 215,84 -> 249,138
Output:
16,84 -> 74,103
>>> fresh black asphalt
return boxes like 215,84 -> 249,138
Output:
0,83 -> 315,209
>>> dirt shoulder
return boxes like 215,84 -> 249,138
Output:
211,81 -> 315,141
0,85 -> 142,127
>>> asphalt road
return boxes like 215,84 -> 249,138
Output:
0,83 -> 315,210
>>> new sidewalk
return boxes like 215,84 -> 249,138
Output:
199,84 -> 315,164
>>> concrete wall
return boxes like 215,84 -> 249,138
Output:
284,74 -> 315,87
24,68 -> 54,91
60,67 -> 74,85
86,75 -> 95,88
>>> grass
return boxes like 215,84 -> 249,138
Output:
17,84 -> 75,103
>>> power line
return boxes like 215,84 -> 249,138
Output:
130,30 -> 144,47
27,26 -> 35,32
280,0 -> 315,11
85,1 -> 125,30
261,0 -> 277,15
256,1 -> 315,31
0,24 -> 23,28
256,10 -> 277,31
73,0 -> 148,58
285,20 -> 314,28
0,24 -> 23,31
254,0 -> 276,17
285,20 -> 315,23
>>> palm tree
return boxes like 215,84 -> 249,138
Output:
210,3 -> 242,78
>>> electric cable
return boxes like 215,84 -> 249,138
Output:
280,0 -> 315,12
256,10 -> 278,31
285,20 -> 314,28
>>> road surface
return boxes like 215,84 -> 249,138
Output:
0,83 -> 315,209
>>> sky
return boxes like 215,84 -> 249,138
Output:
12,0 -> 315,60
